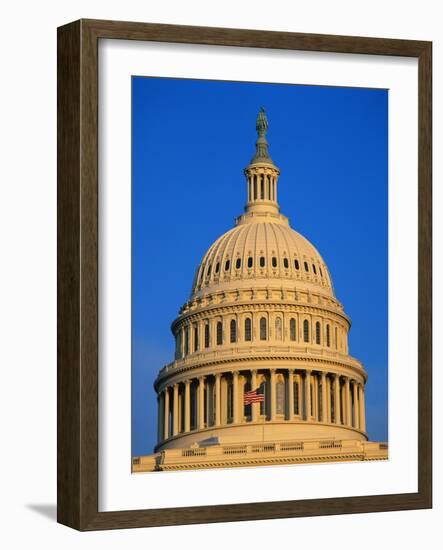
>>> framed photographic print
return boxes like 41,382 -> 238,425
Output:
57,19 -> 432,530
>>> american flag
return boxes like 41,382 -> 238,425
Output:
244,387 -> 265,405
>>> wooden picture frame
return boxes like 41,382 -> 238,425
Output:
57,18 -> 432,530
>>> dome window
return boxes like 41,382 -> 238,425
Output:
207,264 -> 212,277
235,258 -> 241,269
315,321 -> 321,344
304,261 -> 309,272
184,326 -> 189,355
272,256 -> 277,268
247,256 -> 253,268
294,259 -> 300,270
283,258 -> 289,269
259,256 -> 266,268
303,320 -> 309,343
216,321 -> 223,345
225,259 -> 230,271
215,262 -> 220,274
319,266 -> 323,277
244,318 -> 252,341
204,323 -> 210,348
290,318 -> 296,341
194,325 -> 199,351
312,264 -> 317,275
260,317 -> 267,340
326,324 -> 331,347
230,319 -> 237,343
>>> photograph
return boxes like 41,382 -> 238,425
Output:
131,76 -> 389,472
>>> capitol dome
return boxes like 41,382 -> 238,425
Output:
191,217 -> 334,300
139,108 -> 387,472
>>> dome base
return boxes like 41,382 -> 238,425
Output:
155,420 -> 367,453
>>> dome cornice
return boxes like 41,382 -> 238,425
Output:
154,351 -> 367,391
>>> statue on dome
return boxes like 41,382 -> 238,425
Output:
256,107 -> 269,137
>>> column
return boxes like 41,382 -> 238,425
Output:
287,369 -> 294,420
325,376 -> 330,422
345,377 -> 351,427
297,374 -> 302,416
233,371 -> 239,424
305,370 -> 311,420
163,387 -> 170,440
215,373 -> 221,426
270,370 -> 276,421
198,376 -> 205,429
251,370 -> 258,422
172,384 -> 179,436
334,374 -> 341,425
180,327 -> 185,358
184,380 -> 191,432
321,372 -> 327,423
359,384 -> 366,432
353,381 -> 359,429
157,395 -> 162,443
312,374 -> 319,421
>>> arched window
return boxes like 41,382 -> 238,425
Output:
294,259 -> 300,270
303,319 -> 309,343
225,259 -> 230,271
204,323 -> 210,348
235,258 -> 241,269
312,263 -> 317,275
175,332 -> 181,358
276,380 -> 285,415
253,176 -> 257,200
230,319 -> 237,343
260,176 -> 264,199
260,317 -> 267,340
216,321 -> 223,345
315,321 -> 321,344
290,318 -> 296,341
335,326 -> 338,349
247,256 -> 253,268
304,261 -> 309,272
275,317 -> 282,340
283,257 -> 289,269
272,256 -> 277,268
259,256 -> 265,268
184,326 -> 189,355
244,318 -> 252,341
326,324 -> 330,347
194,324 -> 199,351
207,264 -> 212,277
215,262 -> 220,274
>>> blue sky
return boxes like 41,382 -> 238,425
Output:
132,76 -> 388,456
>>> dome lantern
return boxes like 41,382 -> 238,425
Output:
244,108 -> 281,216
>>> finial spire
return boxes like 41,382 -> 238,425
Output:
240,108 -> 281,220
251,107 -> 273,164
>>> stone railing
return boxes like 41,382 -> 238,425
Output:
132,439 -> 388,472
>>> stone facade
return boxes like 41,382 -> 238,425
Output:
133,109 -> 388,472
